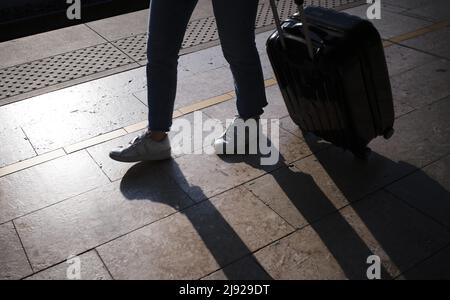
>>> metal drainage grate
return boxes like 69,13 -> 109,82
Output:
0,0 -> 365,105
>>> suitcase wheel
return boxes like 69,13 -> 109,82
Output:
383,127 -> 395,140
353,147 -> 372,161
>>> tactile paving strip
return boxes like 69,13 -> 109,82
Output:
112,0 -> 301,62
0,0 -> 365,104
0,44 -> 133,99
112,0 -> 364,61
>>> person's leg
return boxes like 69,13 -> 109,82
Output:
146,0 -> 198,134
212,0 -> 267,119
110,0 -> 198,162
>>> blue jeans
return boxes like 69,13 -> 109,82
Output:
146,0 -> 268,131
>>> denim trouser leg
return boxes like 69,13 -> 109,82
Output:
147,0 -> 267,131
212,0 -> 268,119
146,0 -> 198,132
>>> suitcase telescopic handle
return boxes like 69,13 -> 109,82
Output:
269,0 -> 314,59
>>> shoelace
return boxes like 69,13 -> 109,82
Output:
128,132 -> 149,147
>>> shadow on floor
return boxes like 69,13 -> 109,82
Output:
119,159 -> 273,280
219,133 -> 450,279
118,132 -> 450,279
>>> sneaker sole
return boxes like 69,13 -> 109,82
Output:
109,149 -> 172,163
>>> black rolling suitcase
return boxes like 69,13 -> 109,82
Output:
267,0 -> 395,159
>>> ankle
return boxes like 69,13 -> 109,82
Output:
240,115 -> 261,121
147,130 -> 167,142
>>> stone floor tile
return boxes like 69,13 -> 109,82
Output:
0,65 -> 148,121
0,151 -> 109,224
86,10 -> 149,41
26,250 -> 111,280
176,66 -> 234,108
201,98 -> 237,121
255,31 -> 275,57
371,97 -> 450,168
275,127 -> 313,164
190,0 -> 214,21
165,125 -> 313,203
384,44 -> 437,77
399,245 -> 450,279
0,66 -> 149,151
393,99 -> 416,118
133,66 -> 235,110
334,190 -> 450,278
14,164 -> 192,271
293,145 -> 416,203
278,118 -> 331,156
96,186 -> 293,279
383,0 -> 431,10
380,3 -> 410,14
203,85 -> 288,121
343,4 -> 431,39
0,25 -> 104,69
279,116 -> 303,138
255,190 -> 450,279
400,0 -> 450,22
19,93 -> 147,154
86,111 -> 222,181
163,149 -> 267,202
0,222 -> 33,280
0,124 -> 36,168
401,27 -> 450,60
86,132 -> 140,182
62,66 -> 147,98
254,229 -> 347,280
178,45 -> 228,80
260,53 -> 275,80
386,154 -> 450,228
389,58 -> 450,109
245,164 -> 349,229
262,85 -> 290,119
216,127 -> 313,167
202,256 -> 271,280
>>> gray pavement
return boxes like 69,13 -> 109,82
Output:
1,0 -> 450,280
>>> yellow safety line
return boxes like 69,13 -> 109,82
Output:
0,149 -> 66,178
387,18 -> 450,45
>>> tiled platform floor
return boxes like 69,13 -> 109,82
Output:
1,1 -> 450,280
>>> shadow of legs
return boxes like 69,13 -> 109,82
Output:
120,160 -> 272,280
220,152 -> 392,279
304,138 -> 450,279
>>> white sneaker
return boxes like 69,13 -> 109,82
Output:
213,117 -> 260,155
109,131 -> 171,162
